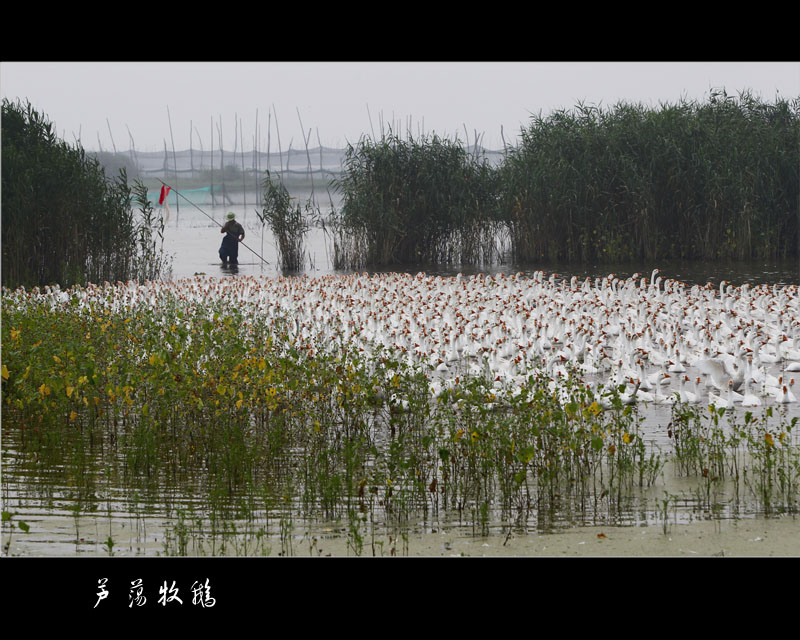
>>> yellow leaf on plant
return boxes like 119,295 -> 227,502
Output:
1,364 -> 8,380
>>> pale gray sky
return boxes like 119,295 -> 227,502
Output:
2,61 -> 798,152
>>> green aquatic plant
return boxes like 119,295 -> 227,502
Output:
331,132 -> 502,268
131,180 -> 172,282
499,91 -> 799,263
1,99 -> 173,288
260,171 -> 309,271
2,511 -> 30,556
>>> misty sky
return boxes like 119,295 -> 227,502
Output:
1,61 -> 798,153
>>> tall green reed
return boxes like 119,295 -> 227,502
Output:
260,170 -> 309,271
499,91 -> 799,263
331,132 -> 502,268
1,99 -> 171,288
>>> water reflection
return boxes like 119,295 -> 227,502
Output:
4,393 -> 798,557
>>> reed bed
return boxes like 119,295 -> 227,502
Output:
1,99 -> 172,289
501,90 -> 800,262
329,91 -> 798,268
260,171 -> 309,271
3,272 -> 799,554
331,133 -> 502,269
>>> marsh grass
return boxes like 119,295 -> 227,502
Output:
500,91 -> 799,263
2,99 -> 173,289
131,180 -> 172,282
327,92 -> 798,269
260,171 -> 309,271
331,133 -> 502,269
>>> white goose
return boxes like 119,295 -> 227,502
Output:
678,375 -> 701,404
740,378 -> 761,408
779,335 -> 800,362
708,381 -> 735,410
775,384 -> 797,404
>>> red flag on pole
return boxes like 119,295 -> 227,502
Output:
159,185 -> 171,205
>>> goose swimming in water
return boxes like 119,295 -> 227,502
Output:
679,375 -> 701,403
697,357 -> 742,392
775,384 -> 797,404
740,378 -> 761,407
707,382 -> 732,410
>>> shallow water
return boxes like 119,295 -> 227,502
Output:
4,384 -> 798,557
157,197 -> 800,286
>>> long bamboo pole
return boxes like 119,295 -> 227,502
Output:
239,113 -> 246,215
159,179 -> 270,266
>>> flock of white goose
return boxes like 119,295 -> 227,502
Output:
19,268 -> 800,411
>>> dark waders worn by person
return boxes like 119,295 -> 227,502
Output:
220,212 -> 245,265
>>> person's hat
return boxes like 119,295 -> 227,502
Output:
226,212 -> 236,220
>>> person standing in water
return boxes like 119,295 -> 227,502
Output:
219,212 -> 245,265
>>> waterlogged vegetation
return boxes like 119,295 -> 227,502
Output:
502,90 -> 799,263
669,401 -> 799,517
331,133 -> 502,269
329,90 -> 798,269
259,171 -> 311,271
3,274 -> 798,556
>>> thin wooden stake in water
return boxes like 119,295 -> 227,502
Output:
167,106 -> 179,220
106,118 -> 117,154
